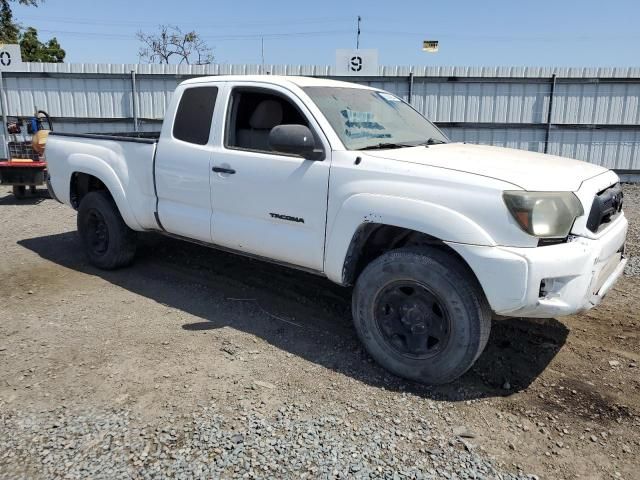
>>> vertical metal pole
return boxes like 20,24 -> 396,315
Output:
261,37 -> 265,73
544,73 -> 556,154
130,70 -> 139,133
356,16 -> 361,49
408,72 -> 414,105
0,71 -> 9,159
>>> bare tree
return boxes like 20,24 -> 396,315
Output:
136,25 -> 213,65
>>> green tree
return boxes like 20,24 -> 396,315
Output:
20,26 -> 64,62
0,2 -> 20,43
1,0 -> 41,5
0,1 -> 65,63
0,0 -> 41,42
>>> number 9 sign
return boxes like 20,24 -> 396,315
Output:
336,49 -> 378,76
350,55 -> 363,72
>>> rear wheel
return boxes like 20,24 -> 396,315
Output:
352,247 -> 491,385
77,191 -> 137,269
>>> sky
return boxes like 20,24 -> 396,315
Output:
10,0 -> 640,66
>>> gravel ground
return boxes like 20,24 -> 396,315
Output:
1,184 -> 639,479
1,405 -> 532,480
622,184 -> 640,276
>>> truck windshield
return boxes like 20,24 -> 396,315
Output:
303,86 -> 448,151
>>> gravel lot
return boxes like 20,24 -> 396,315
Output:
1,184 -> 639,479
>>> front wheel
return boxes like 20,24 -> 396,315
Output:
77,191 -> 137,270
352,247 -> 491,385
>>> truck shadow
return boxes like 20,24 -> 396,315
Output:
18,231 -> 568,402
0,189 -> 50,205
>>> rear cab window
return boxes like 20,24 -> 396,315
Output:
173,86 -> 218,145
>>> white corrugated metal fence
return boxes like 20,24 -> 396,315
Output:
1,63 -> 639,171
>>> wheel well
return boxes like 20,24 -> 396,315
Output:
342,223 -> 479,287
69,172 -> 110,209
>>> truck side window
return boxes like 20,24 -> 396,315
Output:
226,89 -> 310,153
173,86 -> 218,145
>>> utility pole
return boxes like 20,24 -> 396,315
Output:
356,15 -> 361,50
261,37 -> 265,71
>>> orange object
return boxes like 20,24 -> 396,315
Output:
32,129 -> 49,155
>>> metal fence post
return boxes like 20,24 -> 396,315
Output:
0,70 -> 10,159
130,70 -> 139,132
543,73 -> 556,154
408,71 -> 414,105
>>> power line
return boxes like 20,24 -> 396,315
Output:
36,28 -> 353,42
18,13 -> 640,42
33,26 -> 640,44
365,29 -> 640,42
18,15 -> 355,30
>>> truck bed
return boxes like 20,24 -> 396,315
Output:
46,130 -> 160,231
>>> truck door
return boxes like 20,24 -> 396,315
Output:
210,84 -> 331,271
155,85 -> 221,243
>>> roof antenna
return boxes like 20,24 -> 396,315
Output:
356,15 -> 361,50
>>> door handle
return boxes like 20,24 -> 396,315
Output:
212,166 -> 236,174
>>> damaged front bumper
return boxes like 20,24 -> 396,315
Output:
448,214 -> 628,318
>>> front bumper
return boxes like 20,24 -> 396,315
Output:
447,214 -> 628,318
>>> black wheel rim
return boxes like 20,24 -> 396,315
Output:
373,281 -> 451,359
86,208 -> 109,255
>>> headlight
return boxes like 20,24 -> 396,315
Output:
503,191 -> 584,238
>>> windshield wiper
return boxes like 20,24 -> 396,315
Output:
356,142 -> 412,151
402,138 -> 447,147
356,138 -> 447,151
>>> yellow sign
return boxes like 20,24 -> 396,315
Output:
422,41 -> 439,53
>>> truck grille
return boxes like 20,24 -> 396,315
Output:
586,183 -> 623,233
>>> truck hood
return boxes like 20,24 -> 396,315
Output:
365,143 -> 608,192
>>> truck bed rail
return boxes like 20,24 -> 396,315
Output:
49,131 -> 160,144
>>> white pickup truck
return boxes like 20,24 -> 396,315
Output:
46,75 -> 628,384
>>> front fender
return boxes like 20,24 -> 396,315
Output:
67,153 -> 142,231
324,193 -> 495,284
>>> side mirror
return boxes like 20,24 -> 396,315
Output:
269,124 -> 318,158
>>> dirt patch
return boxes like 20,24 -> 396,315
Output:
1,184 -> 639,479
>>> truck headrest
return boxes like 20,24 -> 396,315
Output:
249,100 -> 283,129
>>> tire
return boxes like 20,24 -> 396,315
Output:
12,185 -> 26,199
77,191 -> 137,270
352,247 -> 491,385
